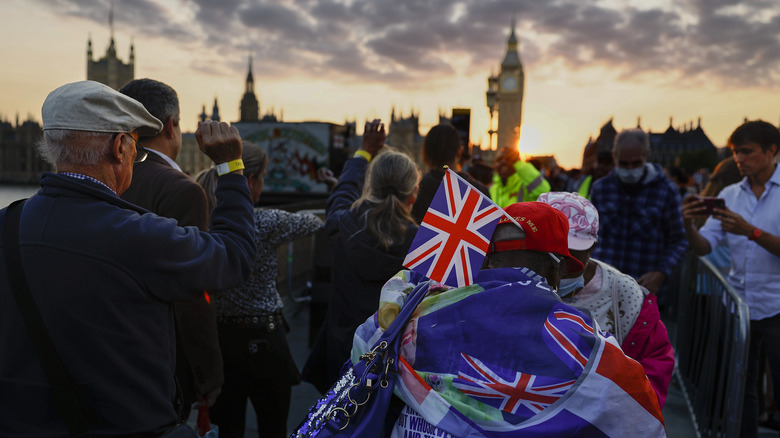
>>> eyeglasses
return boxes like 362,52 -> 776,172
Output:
124,133 -> 148,163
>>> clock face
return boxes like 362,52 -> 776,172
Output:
502,76 -> 517,92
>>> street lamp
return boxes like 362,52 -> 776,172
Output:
486,75 -> 498,150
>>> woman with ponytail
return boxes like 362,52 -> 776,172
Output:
317,119 -> 419,389
196,142 -> 322,438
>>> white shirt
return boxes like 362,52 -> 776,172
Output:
148,148 -> 182,172
699,164 -> 780,320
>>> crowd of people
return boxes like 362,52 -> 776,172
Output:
0,77 -> 778,437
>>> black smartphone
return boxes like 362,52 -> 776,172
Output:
699,196 -> 725,215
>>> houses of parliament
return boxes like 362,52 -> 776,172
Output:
0,19 -> 719,185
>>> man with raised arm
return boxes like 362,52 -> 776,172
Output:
0,80 -> 256,436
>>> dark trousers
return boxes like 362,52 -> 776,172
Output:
742,313 -> 780,437
210,319 -> 299,438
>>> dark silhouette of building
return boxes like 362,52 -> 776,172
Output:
649,117 -> 717,169
0,117 -> 51,183
386,106 -> 424,166
211,98 -> 221,122
86,7 -> 134,90
240,56 -> 259,122
582,117 -> 717,171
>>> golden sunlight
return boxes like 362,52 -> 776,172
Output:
517,124 -> 542,155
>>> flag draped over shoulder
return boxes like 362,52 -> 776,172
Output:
403,169 -> 504,287
352,269 -> 666,438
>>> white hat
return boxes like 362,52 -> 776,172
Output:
42,80 -> 162,136
537,192 -> 599,251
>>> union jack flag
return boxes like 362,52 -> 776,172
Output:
543,307 -> 596,375
453,353 -> 575,418
403,169 -> 504,287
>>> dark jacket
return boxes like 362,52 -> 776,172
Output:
590,163 -> 688,280
121,152 -> 222,407
0,173 -> 255,436
323,157 -> 418,385
411,168 -> 491,224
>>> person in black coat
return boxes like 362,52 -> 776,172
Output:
321,119 -> 420,388
411,123 -> 490,224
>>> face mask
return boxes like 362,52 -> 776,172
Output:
557,275 -> 585,297
616,166 -> 644,184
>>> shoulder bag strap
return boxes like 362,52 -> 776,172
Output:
3,199 -> 92,438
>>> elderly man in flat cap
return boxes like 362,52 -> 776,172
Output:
0,80 -> 256,436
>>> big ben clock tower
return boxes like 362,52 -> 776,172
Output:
494,20 -> 525,150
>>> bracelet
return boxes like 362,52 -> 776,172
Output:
216,159 -> 245,176
354,150 -> 372,162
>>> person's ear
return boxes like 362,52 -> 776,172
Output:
112,133 -> 129,163
164,116 -> 176,140
406,185 -> 419,206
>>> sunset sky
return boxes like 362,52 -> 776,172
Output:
1,0 -> 779,168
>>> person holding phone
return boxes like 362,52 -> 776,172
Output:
682,120 -> 780,438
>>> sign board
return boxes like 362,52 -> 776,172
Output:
234,122 -> 344,194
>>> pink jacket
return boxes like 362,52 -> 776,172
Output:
621,294 -> 675,407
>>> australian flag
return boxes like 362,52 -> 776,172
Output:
403,169 -> 504,288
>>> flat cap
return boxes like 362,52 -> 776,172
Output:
42,80 -> 163,136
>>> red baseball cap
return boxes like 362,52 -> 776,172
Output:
491,202 -> 585,272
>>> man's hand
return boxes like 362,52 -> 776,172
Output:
317,167 -> 338,191
637,271 -> 666,295
195,121 -> 242,165
714,207 -> 754,237
360,119 -> 386,157
202,386 -> 221,407
681,196 -> 708,226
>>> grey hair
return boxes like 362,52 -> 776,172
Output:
613,128 -> 650,156
36,129 -> 113,167
352,150 -> 419,250
197,142 -> 268,211
119,79 -> 179,130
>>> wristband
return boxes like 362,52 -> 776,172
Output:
750,227 -> 763,241
354,150 -> 372,162
216,159 -> 245,176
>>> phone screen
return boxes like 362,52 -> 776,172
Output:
699,197 -> 725,215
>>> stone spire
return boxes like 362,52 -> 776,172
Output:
239,55 -> 259,122
211,98 -> 221,122
501,16 -> 522,69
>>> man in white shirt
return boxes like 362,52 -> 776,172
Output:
682,120 -> 780,438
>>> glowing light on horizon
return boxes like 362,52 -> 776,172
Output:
517,124 -> 542,155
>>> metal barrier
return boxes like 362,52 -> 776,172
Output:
275,209 -> 327,302
666,252 -> 750,437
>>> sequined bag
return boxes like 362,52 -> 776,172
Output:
290,281 -> 429,438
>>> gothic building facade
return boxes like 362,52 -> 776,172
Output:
240,56 -> 259,122
494,20 -> 525,150
386,107 -> 424,167
86,15 -> 134,90
582,118 -> 718,171
0,117 -> 50,183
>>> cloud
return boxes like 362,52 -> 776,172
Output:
31,0 -> 780,89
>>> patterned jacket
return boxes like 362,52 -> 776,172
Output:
590,164 -> 688,280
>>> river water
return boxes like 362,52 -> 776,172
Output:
0,185 -> 41,208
